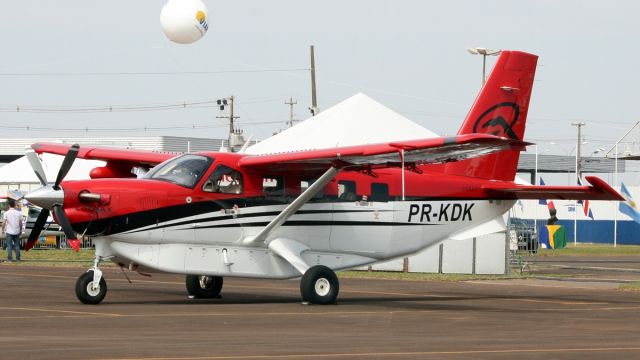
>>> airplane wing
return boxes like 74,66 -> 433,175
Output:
483,176 -> 623,201
239,134 -> 529,174
31,142 -> 178,167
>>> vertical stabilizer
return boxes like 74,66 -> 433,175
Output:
445,50 -> 538,181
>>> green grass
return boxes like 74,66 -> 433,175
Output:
618,282 -> 640,292
1,248 -> 97,267
533,243 -> 640,257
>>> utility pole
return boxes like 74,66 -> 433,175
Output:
309,45 -> 319,116
217,95 -> 241,151
285,97 -> 298,128
216,95 -> 240,134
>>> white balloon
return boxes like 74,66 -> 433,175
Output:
160,0 -> 209,44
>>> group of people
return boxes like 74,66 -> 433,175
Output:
2,199 -> 23,262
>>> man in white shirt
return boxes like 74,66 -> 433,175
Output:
2,199 -> 23,262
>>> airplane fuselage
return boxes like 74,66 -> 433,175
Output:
58,155 -> 516,279
95,198 -> 513,279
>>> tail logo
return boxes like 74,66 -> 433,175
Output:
472,102 -> 520,140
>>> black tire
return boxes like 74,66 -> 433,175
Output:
300,265 -> 339,305
75,270 -> 107,305
186,275 -> 223,298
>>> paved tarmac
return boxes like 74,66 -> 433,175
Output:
1,261 -> 640,360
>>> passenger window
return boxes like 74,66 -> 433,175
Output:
370,183 -> 389,202
338,180 -> 357,201
263,177 -> 284,197
202,165 -> 243,194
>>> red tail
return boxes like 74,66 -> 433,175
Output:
445,50 -> 538,181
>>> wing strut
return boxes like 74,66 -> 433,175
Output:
400,149 -> 405,200
245,166 -> 339,245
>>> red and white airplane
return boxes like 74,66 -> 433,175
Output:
23,50 -> 622,305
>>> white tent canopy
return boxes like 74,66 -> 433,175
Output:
246,93 -> 439,155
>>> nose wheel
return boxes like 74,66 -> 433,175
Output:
300,265 -> 339,305
75,270 -> 107,305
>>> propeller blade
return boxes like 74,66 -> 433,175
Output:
25,208 -> 50,251
26,150 -> 48,186
54,144 -> 79,190
52,205 -> 78,245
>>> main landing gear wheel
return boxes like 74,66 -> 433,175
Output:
75,270 -> 107,305
186,275 -> 223,298
300,265 -> 339,305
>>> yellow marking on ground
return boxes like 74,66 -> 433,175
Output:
0,306 -> 122,317
98,346 -> 640,360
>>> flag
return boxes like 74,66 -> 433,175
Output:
577,178 -> 594,219
538,178 -> 547,205
619,182 -> 640,224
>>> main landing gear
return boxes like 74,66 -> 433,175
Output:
186,275 -> 224,298
300,265 -> 339,305
76,258 -> 106,305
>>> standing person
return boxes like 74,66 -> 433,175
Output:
2,199 -> 23,262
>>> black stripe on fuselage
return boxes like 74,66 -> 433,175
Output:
74,196 -> 475,236
191,220 -> 435,229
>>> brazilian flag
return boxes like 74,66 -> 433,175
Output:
545,225 -> 566,249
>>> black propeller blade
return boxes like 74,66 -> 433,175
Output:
54,143 -> 79,190
24,208 -> 50,251
53,205 -> 77,241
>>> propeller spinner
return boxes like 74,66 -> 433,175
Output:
24,144 -> 81,251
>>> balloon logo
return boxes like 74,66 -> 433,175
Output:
196,10 -> 208,32
160,0 -> 209,44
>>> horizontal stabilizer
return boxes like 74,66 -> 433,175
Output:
483,176 -> 623,201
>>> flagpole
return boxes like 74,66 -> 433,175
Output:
574,200 -> 578,246
614,143 -> 618,248
534,145 -> 538,237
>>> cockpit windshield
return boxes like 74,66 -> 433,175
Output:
144,154 -> 213,188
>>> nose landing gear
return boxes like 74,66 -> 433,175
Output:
76,257 -> 106,305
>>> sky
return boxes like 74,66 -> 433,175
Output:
2,0 -> 640,182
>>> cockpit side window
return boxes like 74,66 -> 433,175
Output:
202,165 -> 244,194
144,154 -> 212,189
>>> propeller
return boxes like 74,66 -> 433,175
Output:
24,144 -> 81,252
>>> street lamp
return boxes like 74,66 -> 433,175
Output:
468,47 -> 501,85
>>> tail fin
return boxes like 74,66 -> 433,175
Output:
444,50 -> 538,181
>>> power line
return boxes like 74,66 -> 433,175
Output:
0,97 -> 287,114
0,120 -> 284,133
0,68 -> 310,77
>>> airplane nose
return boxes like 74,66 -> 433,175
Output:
25,186 -> 64,210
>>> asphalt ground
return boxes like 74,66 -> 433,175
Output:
1,260 -> 640,360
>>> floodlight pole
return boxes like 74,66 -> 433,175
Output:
310,45 -> 319,116
467,47 -> 501,86
571,121 -> 585,246
606,121 -> 639,247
